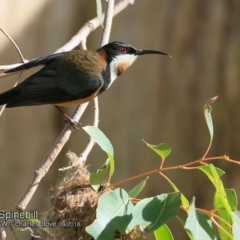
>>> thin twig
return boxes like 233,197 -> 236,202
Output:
0,27 -> 25,118
0,81 -> 18,117
211,217 -> 233,238
59,98 -> 100,171
0,27 -> 25,63
110,155 -> 238,188
78,98 -> 100,162
0,27 -> 28,75
0,71 -> 21,79
181,206 -> 233,238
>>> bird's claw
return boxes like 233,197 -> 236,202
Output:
64,117 -> 81,130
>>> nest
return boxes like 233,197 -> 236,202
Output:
41,160 -> 141,240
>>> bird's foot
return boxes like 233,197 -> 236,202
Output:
54,106 -> 81,130
64,116 -> 81,130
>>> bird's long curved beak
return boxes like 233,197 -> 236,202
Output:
136,49 -> 172,57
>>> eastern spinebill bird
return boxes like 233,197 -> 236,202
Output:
1,41 -> 170,128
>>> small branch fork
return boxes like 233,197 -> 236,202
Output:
0,0 -> 135,239
180,205 -> 233,238
110,155 -> 239,187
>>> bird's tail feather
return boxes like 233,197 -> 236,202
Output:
0,88 -> 21,107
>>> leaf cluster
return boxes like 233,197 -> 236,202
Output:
82,97 -> 240,240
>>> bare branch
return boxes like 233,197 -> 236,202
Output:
99,0 -> 115,46
55,0 -> 134,52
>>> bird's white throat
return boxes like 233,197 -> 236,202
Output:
108,54 -> 138,88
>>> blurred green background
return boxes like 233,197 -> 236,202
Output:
1,0 -> 240,239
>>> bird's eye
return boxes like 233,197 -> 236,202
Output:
120,47 -> 127,54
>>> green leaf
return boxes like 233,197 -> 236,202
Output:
95,0 -> 103,25
204,96 -> 218,144
143,141 -> 171,159
154,224 -> 173,240
86,188 -> 134,240
199,164 -> 232,218
83,126 -> 114,156
233,211 -> 240,238
214,209 -> 233,240
163,174 -> 189,207
214,189 -> 236,239
214,188 -> 237,212
128,192 -> 181,232
83,126 -> 115,180
185,198 -> 216,240
199,164 -> 225,178
90,159 -> 110,191
108,155 -> 115,180
225,189 -> 237,211
128,177 -> 148,198
200,164 -> 233,238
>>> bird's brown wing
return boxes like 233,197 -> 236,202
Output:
4,69 -> 103,107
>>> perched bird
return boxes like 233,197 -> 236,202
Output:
1,41 -> 170,128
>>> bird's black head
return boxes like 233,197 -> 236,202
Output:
99,41 -> 170,64
99,41 -> 138,64
97,41 -> 171,90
